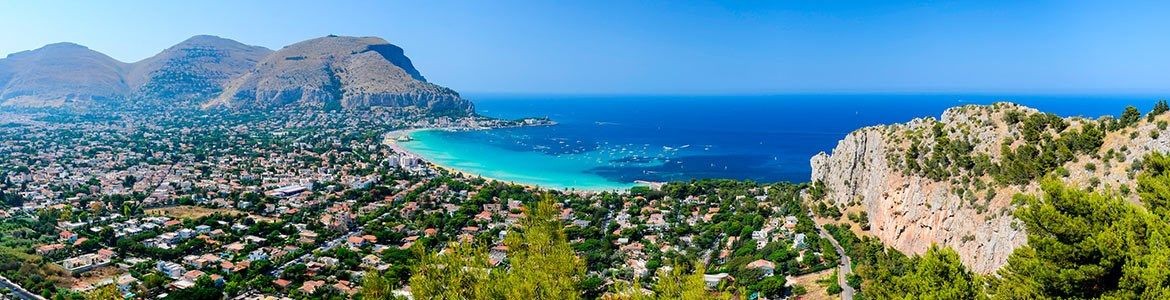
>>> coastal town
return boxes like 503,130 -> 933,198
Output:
0,107 -> 847,300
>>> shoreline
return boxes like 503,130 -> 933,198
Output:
383,127 -> 655,193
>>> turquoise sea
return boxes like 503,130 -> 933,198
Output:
399,94 -> 1162,191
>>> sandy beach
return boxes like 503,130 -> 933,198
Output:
382,128 -> 642,194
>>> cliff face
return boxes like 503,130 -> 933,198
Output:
810,102 -> 1170,273
810,120 -> 1025,273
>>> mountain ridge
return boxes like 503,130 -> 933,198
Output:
0,35 -> 471,114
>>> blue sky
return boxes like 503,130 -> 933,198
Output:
1,1 -> 1168,94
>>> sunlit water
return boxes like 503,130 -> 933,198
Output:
399,94 -> 1160,191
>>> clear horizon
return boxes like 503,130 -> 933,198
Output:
3,1 -> 1169,95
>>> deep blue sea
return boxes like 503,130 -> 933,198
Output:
400,94 -> 1162,190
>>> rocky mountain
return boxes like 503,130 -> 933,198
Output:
209,35 -> 473,115
126,35 -> 272,103
810,102 -> 1170,273
0,35 -> 471,115
0,43 -> 129,107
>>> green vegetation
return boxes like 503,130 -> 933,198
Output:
991,153 -> 1170,299
900,107 -> 1108,187
409,195 -> 585,299
839,152 -> 1170,299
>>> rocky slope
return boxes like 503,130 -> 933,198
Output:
810,102 -> 1170,273
209,35 -> 473,115
0,43 -> 129,107
126,35 -> 272,104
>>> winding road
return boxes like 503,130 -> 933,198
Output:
0,275 -> 45,300
808,209 -> 855,300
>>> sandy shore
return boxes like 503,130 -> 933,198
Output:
382,128 -> 646,194
383,128 -> 553,192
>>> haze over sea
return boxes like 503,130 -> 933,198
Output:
399,94 -> 1161,191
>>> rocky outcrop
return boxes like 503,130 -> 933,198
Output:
811,103 -> 1092,273
813,102 -> 1170,273
209,35 -> 473,115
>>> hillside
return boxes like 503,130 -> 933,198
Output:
126,35 -> 272,104
209,35 -> 473,115
810,102 -> 1170,273
0,43 -> 129,107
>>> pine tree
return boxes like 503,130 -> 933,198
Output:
409,193 -> 585,299
361,269 -> 394,300
1149,99 -> 1169,121
86,284 -> 120,300
409,242 -> 495,299
496,193 -> 586,299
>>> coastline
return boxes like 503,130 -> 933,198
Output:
383,127 -> 652,193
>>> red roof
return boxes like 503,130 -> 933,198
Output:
274,279 -> 291,288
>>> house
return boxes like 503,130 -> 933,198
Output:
793,233 -> 807,249
647,213 -> 667,228
157,261 -> 185,279
248,249 -> 269,261
745,259 -> 776,277
300,280 -> 325,294
346,236 -> 366,248
333,281 -> 356,295
181,270 -> 206,282
489,245 -> 508,266
36,243 -> 66,255
59,231 -> 77,243
267,185 -> 307,198
116,274 -> 137,295
298,230 -> 319,244
273,278 -> 292,290
60,253 -> 112,275
784,216 -> 799,230
703,273 -> 734,288
361,254 -> 382,268
224,242 -> 246,253
220,261 -> 235,273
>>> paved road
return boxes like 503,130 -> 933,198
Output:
809,210 -> 855,300
0,275 -> 45,300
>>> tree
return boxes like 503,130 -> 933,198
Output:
496,194 -> 586,299
409,242 -> 495,299
651,263 -> 708,300
992,178 -> 1170,299
755,276 -> 786,299
409,194 -> 586,299
1115,105 -> 1142,130
361,269 -> 394,299
1149,99 -> 1169,121
86,284 -> 119,300
1138,152 -> 1170,218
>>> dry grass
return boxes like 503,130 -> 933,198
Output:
146,205 -> 279,223
70,266 -> 124,291
788,269 -> 837,300
146,205 -> 243,220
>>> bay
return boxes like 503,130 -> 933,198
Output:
399,94 -> 1162,191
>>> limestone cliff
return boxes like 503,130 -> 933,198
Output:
811,102 -> 1170,273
